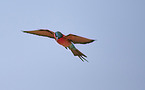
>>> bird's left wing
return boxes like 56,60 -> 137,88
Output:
23,29 -> 54,39
65,34 -> 95,44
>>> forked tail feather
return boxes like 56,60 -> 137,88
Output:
68,46 -> 88,62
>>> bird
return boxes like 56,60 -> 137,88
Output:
23,29 -> 95,62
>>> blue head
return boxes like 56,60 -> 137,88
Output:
55,31 -> 63,40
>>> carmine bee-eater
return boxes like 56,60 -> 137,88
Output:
23,29 -> 95,62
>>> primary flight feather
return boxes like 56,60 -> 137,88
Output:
23,29 -> 95,62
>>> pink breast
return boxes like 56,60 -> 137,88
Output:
57,38 -> 71,47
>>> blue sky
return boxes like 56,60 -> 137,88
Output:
0,0 -> 145,90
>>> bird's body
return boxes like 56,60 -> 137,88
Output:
54,34 -> 71,47
23,29 -> 95,62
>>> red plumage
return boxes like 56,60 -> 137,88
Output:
23,29 -> 95,62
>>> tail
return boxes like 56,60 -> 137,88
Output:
68,44 -> 88,62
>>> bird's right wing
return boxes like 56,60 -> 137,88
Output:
23,29 -> 55,39
65,34 -> 95,44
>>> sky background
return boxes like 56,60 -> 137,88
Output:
0,0 -> 145,90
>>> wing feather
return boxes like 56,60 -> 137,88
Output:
65,34 -> 95,44
23,29 -> 54,38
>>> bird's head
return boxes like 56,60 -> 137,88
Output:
55,31 -> 63,40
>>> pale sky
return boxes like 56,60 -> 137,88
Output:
0,0 -> 145,90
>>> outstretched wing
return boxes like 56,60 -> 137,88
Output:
65,34 -> 95,44
23,29 -> 54,39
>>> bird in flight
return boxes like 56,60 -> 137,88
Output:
23,29 -> 95,62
